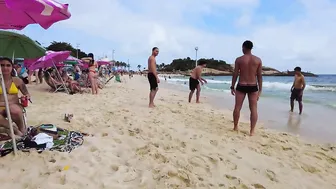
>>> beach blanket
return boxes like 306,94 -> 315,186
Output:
0,124 -> 84,157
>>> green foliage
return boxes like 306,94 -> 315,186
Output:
46,41 -> 87,59
160,57 -> 232,72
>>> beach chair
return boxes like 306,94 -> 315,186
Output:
44,71 -> 69,93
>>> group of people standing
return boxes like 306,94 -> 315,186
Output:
146,40 -> 306,136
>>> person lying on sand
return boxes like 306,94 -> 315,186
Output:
188,60 -> 207,103
231,40 -> 263,136
290,66 -> 306,114
0,57 -> 31,136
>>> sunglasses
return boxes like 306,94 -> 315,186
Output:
0,64 -> 12,67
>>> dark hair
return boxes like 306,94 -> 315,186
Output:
88,53 -> 94,59
87,53 -> 95,66
152,47 -> 158,51
0,57 -> 16,76
294,67 -> 301,71
198,60 -> 207,66
0,57 -> 13,64
242,40 -> 253,50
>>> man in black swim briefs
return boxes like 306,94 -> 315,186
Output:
290,67 -> 306,114
188,60 -> 207,103
147,47 -> 160,108
231,40 -> 263,136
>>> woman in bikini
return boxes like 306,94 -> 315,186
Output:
87,53 -> 98,95
0,57 -> 31,136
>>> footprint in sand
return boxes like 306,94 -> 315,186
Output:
224,159 -> 238,170
265,169 -> 278,182
224,174 -> 249,188
252,183 -> 266,189
210,140 -> 218,146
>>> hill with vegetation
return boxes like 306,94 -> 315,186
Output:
158,57 -> 317,77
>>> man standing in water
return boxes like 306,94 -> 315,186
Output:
231,40 -> 263,136
147,47 -> 160,108
189,60 -> 207,103
290,67 -> 306,114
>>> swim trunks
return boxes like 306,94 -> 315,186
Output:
147,72 -> 158,91
189,77 -> 199,91
236,83 -> 258,94
290,88 -> 303,102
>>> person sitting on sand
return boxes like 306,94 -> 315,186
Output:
0,57 -> 31,136
231,40 -> 262,136
188,60 -> 207,103
290,67 -> 306,114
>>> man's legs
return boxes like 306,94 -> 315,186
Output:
149,88 -> 158,108
196,84 -> 201,103
290,98 -> 294,112
298,101 -> 303,115
233,91 -> 246,131
248,92 -> 259,136
188,90 -> 195,103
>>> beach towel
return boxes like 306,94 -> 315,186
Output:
0,124 -> 84,157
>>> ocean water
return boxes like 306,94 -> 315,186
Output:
160,75 -> 336,142
162,75 -> 336,109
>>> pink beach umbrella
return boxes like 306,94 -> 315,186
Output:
24,50 -> 71,70
0,0 -> 71,30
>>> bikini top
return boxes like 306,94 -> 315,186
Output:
0,82 -> 19,95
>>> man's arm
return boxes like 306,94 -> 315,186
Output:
257,60 -> 263,93
301,76 -> 306,92
231,58 -> 239,88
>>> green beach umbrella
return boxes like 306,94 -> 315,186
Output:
0,30 -> 45,59
63,60 -> 78,65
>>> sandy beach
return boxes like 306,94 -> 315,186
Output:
0,75 -> 335,189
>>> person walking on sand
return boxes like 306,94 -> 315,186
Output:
290,67 -> 306,114
231,40 -> 263,136
188,60 -> 207,103
147,47 -> 160,108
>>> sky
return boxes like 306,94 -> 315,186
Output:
18,0 -> 336,73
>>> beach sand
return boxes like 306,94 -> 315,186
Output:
0,75 -> 335,189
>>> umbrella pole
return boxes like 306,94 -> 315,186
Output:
0,62 -> 18,155
52,61 -> 69,94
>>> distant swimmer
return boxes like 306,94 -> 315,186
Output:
231,40 -> 263,136
188,60 -> 207,103
147,47 -> 160,108
290,67 -> 306,114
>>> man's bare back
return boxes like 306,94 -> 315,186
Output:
236,54 -> 262,85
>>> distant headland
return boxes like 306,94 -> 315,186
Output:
154,57 -> 318,77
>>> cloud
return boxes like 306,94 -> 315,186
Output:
52,0 -> 336,73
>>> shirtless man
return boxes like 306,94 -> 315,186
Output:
290,67 -> 306,114
189,60 -> 207,103
231,40 -> 263,136
147,47 -> 160,108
